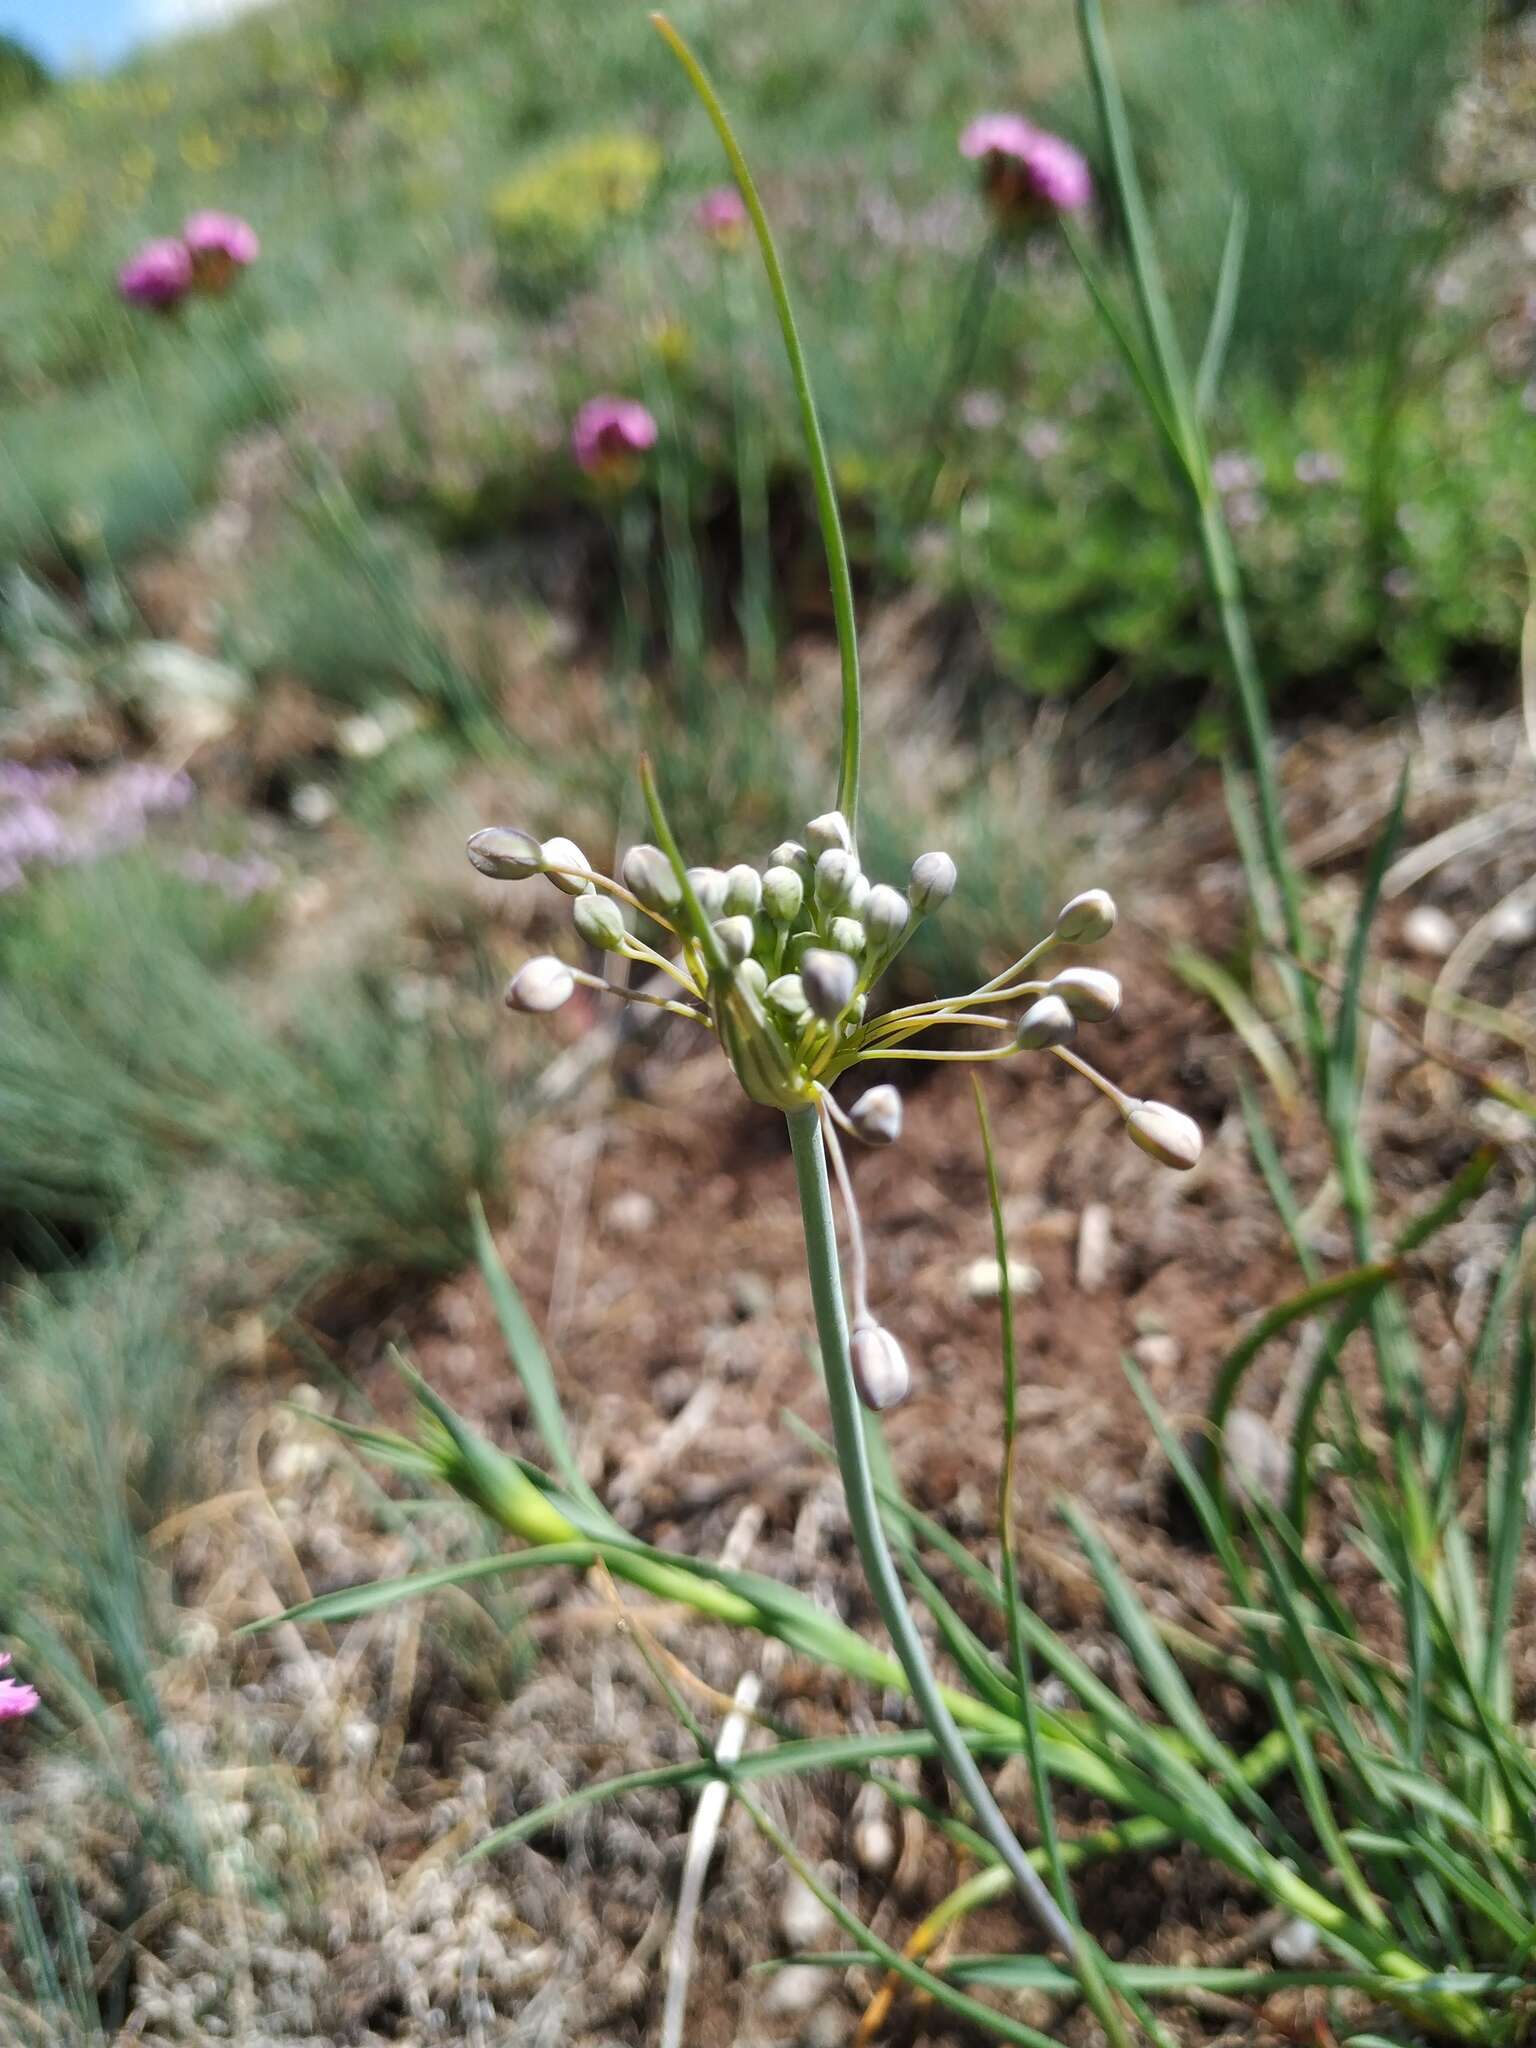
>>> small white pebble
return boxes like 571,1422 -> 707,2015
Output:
1132,1332 -> 1181,1373
1076,1203 -> 1112,1293
764,1962 -> 834,2016
604,1189 -> 658,1236
290,782 -> 336,828
963,1255 -> 1041,1302
778,1869 -> 835,1952
1271,1915 -> 1322,1966
1401,904 -> 1457,959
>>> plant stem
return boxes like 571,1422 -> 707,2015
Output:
904,227 -> 1005,527
785,1106 -> 1078,1958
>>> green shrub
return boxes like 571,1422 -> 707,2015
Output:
488,130 -> 662,309
0,34 -> 48,117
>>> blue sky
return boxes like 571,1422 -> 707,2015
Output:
2,0 -> 140,69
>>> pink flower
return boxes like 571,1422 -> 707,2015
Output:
694,186 -> 748,245
960,115 -> 1092,221
183,211 -> 260,294
118,238 -> 194,312
0,1654 -> 38,1722
571,396 -> 658,482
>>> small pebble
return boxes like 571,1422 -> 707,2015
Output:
1224,1407 -> 1292,1508
963,1255 -> 1041,1302
1077,1202 -> 1112,1293
1271,1915 -> 1322,1966
1401,904 -> 1457,958
604,1190 -> 658,1236
764,1962 -> 833,2016
778,1870 -> 834,1952
1132,1332 -> 1181,1374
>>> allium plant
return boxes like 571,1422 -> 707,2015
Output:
117,238 -> 194,314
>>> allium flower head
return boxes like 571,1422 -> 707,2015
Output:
183,210 -> 260,294
572,396 -> 659,483
118,238 -> 194,312
960,114 -> 1092,223
694,186 -> 748,245
0,1654 -> 39,1722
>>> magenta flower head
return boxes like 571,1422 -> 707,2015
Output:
118,237 -> 194,313
571,395 -> 658,485
183,211 -> 260,294
0,1654 -> 39,1722
959,114 -> 1092,224
694,185 -> 748,246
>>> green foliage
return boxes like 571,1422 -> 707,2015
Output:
488,130 -> 662,310
0,34 -> 48,115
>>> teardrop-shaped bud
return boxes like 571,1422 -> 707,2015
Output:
815,848 -> 864,914
714,914 -> 756,963
736,957 -> 768,997
801,947 -> 859,1021
506,956 -> 575,1013
621,842 -> 682,914
908,850 -> 957,914
863,883 -> 910,951
828,915 -> 865,957
723,863 -> 763,917
686,867 -> 729,919
1016,994 -> 1076,1050
1125,1100 -> 1203,1172
769,840 -> 811,876
762,864 -> 805,924
767,972 -> 811,1023
540,836 -> 594,897
850,1319 -> 911,1411
1054,888 -> 1117,945
573,893 -> 627,951
849,1084 -> 902,1146
805,810 -> 853,857
467,825 -> 543,881
1049,966 -> 1121,1022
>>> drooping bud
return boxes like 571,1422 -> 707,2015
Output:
736,958 -> 768,997
908,850 -> 957,914
621,842 -> 682,915
850,1319 -> 911,1410
863,883 -> 910,950
762,864 -> 805,924
1050,967 -> 1121,1022
815,848 -> 864,915
1125,1100 -> 1203,1172
506,956 -> 575,1012
540,836 -> 594,897
805,810 -> 854,858
573,893 -> 627,951
714,915 -> 756,963
686,867 -> 729,919
828,916 -> 866,957
767,972 -> 811,1023
467,825 -> 542,881
1054,888 -> 1117,945
769,840 -> 811,876
723,863 -> 763,917
1016,994 -> 1076,1050
849,1084 -> 902,1146
801,947 -> 859,1021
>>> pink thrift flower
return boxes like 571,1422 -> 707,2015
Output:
118,238 -> 194,313
571,396 -> 658,482
960,114 -> 1092,222
694,186 -> 748,245
183,211 -> 260,294
0,1654 -> 39,1721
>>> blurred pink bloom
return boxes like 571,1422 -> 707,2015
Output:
960,114 -> 1092,220
183,211 -> 260,294
571,396 -> 658,481
118,238 -> 194,312
694,186 -> 748,244
0,1654 -> 38,1721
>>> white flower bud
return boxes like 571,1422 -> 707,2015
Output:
714,914 -> 756,962
849,1084 -> 902,1146
540,836 -> 594,896
621,842 -> 682,914
805,810 -> 853,857
573,894 -> 627,951
863,882 -> 909,949
467,825 -> 542,881
801,947 -> 859,1021
1125,1100 -> 1203,1172
686,867 -> 729,918
506,956 -> 575,1013
762,864 -> 805,924
1049,966 -> 1121,1022
828,916 -> 865,956
1054,888 -> 1117,945
908,850 -> 957,914
1016,994 -> 1076,1050
767,972 -> 810,1022
736,958 -> 768,997
770,840 -> 810,876
814,848 -> 864,914
850,1319 -> 911,1411
722,864 -> 762,916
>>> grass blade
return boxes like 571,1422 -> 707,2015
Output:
1196,192 -> 1249,421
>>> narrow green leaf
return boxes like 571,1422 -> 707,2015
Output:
239,1543 -> 599,1634
1195,192 -> 1248,421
